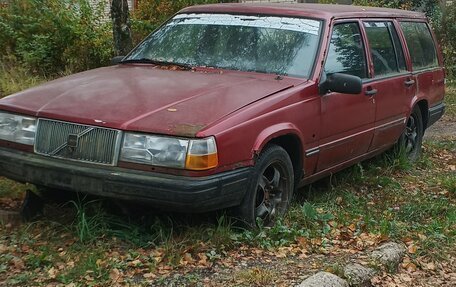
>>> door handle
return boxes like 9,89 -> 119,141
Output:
365,88 -> 377,96
404,79 -> 416,86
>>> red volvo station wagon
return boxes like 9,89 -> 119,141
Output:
0,4 -> 445,226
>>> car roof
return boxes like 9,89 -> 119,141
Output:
180,3 -> 425,21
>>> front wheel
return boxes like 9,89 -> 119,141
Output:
397,106 -> 424,162
233,145 -> 294,228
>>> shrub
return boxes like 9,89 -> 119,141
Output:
437,4 -> 456,79
0,0 -> 113,76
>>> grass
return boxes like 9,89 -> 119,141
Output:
232,267 -> 277,286
0,60 -> 48,98
70,198 -> 110,243
0,178 -> 27,199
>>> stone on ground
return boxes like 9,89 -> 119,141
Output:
371,242 -> 406,270
296,272 -> 348,287
343,263 -> 376,287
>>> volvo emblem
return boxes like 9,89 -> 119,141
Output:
49,127 -> 94,156
67,134 -> 79,149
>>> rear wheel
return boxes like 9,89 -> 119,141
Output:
397,106 -> 424,162
233,145 -> 294,227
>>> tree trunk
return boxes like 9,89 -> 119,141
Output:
111,0 -> 133,56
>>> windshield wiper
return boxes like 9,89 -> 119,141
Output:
120,58 -> 192,70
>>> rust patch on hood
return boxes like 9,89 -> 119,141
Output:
170,124 -> 206,137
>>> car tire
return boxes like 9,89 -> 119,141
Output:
233,144 -> 294,228
397,106 -> 424,162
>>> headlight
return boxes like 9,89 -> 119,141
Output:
120,133 -> 218,170
0,112 -> 37,145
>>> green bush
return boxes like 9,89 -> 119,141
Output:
0,0 -> 113,76
437,4 -> 456,79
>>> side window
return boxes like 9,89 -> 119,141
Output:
364,21 -> 407,77
400,21 -> 438,70
324,22 -> 367,79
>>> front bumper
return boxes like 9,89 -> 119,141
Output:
0,147 -> 252,212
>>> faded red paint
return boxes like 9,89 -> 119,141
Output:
0,66 -> 299,136
0,3 -> 445,182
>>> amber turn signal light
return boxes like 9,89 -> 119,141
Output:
185,137 -> 218,170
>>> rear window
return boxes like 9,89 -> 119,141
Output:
364,21 -> 407,77
400,22 -> 438,70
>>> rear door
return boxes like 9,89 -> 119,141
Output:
317,21 -> 376,172
361,20 -> 414,150
399,21 -> 445,110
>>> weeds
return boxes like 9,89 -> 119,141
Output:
0,177 -> 27,199
70,198 -> 108,243
233,267 -> 277,286
0,59 -> 47,98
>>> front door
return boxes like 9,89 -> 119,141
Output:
317,21 -> 376,172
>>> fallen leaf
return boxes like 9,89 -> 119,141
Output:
424,262 -> 436,270
408,244 -> 418,254
143,272 -> 156,279
11,257 -> 25,270
197,253 -> 209,267
109,268 -> 122,282
48,267 -> 57,279
128,259 -> 142,267
336,197 -> 343,205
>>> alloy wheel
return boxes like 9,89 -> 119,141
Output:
254,161 -> 290,224
405,114 -> 418,154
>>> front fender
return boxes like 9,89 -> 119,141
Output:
252,122 -> 305,155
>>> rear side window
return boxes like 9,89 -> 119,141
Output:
324,22 -> 367,79
400,22 -> 438,70
364,21 -> 407,76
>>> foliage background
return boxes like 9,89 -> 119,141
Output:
0,0 -> 113,76
0,0 -> 454,97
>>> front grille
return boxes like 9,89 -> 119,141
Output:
35,119 -> 122,165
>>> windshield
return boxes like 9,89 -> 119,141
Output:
126,13 -> 322,78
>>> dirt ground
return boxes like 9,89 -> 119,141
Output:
424,118 -> 456,140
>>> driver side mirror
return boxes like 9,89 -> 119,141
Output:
319,73 -> 362,95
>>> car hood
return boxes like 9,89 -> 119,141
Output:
0,65 -> 301,136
